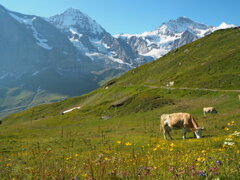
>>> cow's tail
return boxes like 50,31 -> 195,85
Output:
190,115 -> 199,129
159,117 -> 162,132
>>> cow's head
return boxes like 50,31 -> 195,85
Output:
194,127 -> 204,138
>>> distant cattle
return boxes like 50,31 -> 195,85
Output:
203,107 -> 217,116
160,113 -> 204,140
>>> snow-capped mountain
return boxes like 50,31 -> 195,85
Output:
48,8 -> 152,69
115,17 -> 237,59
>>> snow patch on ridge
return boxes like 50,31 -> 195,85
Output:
0,73 -> 8,80
9,13 -> 53,50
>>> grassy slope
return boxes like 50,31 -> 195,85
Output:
0,28 -> 240,179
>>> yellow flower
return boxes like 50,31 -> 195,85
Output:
197,158 -> 202,162
82,173 -> 88,178
224,127 -> 229,131
75,154 -> 79,157
117,141 -> 121,144
125,142 -> 132,146
201,150 -> 206,153
218,148 -> 223,152
104,157 -> 109,161
152,148 -> 157,151
227,123 -> 231,126
170,143 -> 175,147
66,157 -> 70,161
169,148 -> 174,151
196,163 -> 200,166
231,121 -> 235,124
237,150 -> 240,154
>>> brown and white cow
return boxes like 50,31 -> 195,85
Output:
160,113 -> 204,140
203,107 -> 217,116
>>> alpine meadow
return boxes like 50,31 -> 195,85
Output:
0,27 -> 240,179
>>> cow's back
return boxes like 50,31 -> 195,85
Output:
167,113 -> 191,129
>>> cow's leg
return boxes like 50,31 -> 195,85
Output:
163,130 -> 167,140
167,131 -> 173,140
182,128 -> 187,139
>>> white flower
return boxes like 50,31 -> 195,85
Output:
224,142 -> 235,146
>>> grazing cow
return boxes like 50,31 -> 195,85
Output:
203,107 -> 217,116
160,113 -> 204,140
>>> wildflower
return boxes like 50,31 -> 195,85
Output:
152,148 -> 157,151
104,157 -> 109,161
169,148 -> 174,151
224,127 -> 229,131
82,173 -> 88,178
224,142 -> 235,146
75,154 -> 79,157
66,157 -> 70,161
125,142 -> 132,146
227,123 -> 231,126
198,170 -> 206,177
225,138 -> 233,141
170,143 -> 175,147
201,150 -> 206,153
196,163 -> 200,166
232,131 -> 240,136
197,158 -> 202,162
216,160 -> 221,165
237,150 -> 240,154
231,121 -> 235,124
117,141 -> 121,144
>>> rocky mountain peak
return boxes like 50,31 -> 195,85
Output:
49,8 -> 105,35
157,17 -> 210,34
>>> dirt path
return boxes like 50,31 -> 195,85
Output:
147,85 -> 240,93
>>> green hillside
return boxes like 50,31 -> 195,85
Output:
0,28 -> 240,179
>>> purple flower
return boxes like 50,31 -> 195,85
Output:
198,170 -> 206,177
216,160 -> 221,165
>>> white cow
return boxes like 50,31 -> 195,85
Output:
203,107 -> 217,116
160,113 -> 204,140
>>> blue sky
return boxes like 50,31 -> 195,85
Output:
0,0 -> 239,34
